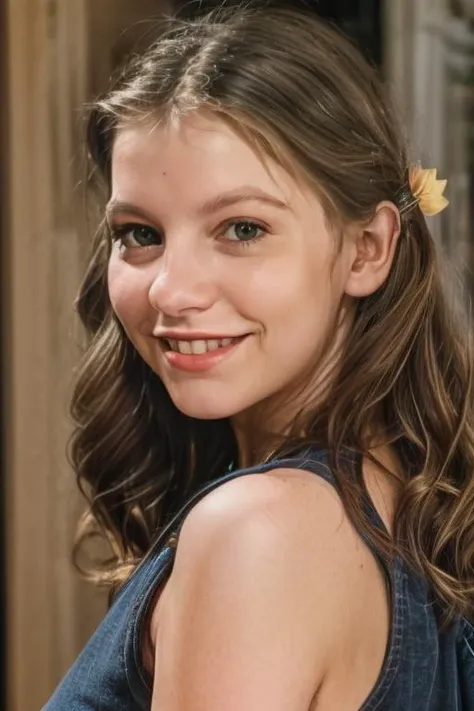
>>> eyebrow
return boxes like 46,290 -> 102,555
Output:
106,188 -> 290,223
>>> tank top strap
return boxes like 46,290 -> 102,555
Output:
121,457 -> 298,704
124,446 -> 402,706
270,447 -> 393,576
116,456 -> 291,600
276,447 -> 391,535
121,445 -> 392,619
159,446 -> 390,571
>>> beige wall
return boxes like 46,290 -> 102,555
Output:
4,1 -> 169,709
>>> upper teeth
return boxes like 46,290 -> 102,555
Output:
167,338 -> 234,355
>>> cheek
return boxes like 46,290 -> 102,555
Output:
228,251 -> 334,328
107,258 -> 150,329
240,252 -> 342,371
276,279 -> 335,352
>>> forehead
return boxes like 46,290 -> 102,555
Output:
110,112 -> 309,209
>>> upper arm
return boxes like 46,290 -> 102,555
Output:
150,472 -> 366,711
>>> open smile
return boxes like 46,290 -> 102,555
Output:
159,334 -> 250,372
165,336 -> 243,355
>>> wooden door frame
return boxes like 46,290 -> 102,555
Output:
1,0 -> 8,702
4,2 -> 107,709
4,2 -> 170,708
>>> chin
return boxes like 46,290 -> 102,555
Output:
165,384 -> 248,421
171,397 -> 239,421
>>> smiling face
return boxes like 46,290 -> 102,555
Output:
107,111 -> 356,427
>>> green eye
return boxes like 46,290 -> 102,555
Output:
111,223 -> 162,248
129,225 -> 160,246
224,220 -> 266,244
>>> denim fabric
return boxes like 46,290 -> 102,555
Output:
42,449 -> 474,710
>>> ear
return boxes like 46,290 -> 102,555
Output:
344,201 -> 401,298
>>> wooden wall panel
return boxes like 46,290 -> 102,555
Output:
5,1 -> 97,707
4,1 -> 170,709
384,0 -> 474,280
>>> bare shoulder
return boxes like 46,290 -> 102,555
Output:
173,467 -> 366,579
150,468 -> 387,710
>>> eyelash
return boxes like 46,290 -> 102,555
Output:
108,219 -> 269,251
109,223 -> 161,250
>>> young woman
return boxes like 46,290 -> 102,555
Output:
43,3 -> 474,710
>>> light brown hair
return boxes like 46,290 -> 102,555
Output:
73,2 -> 474,622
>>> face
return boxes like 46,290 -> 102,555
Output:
107,112 -> 355,425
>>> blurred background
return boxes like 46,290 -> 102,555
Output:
1,0 -> 472,709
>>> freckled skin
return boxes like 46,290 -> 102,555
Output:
107,112 -> 355,423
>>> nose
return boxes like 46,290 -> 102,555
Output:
148,243 -> 218,317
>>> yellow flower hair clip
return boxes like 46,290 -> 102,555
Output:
396,163 -> 449,217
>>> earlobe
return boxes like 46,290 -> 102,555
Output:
344,201 -> 401,298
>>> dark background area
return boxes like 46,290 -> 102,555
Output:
1,0 -> 7,702
173,0 -> 383,66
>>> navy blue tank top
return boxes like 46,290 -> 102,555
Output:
42,448 -> 474,710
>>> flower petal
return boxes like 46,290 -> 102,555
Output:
406,163 -> 449,217
431,179 -> 447,199
419,195 -> 449,217
412,168 -> 437,198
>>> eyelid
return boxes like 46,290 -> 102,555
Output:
108,220 -> 151,234
108,222 -> 162,252
218,218 -> 269,245
220,217 -> 268,229
108,221 -> 158,237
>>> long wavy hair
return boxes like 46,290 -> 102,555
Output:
72,1 -> 474,621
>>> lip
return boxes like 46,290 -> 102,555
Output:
161,334 -> 249,373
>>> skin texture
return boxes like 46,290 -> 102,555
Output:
107,111 -> 400,709
107,113 -> 399,451
149,470 -> 393,711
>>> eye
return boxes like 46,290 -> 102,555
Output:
109,223 -> 162,249
222,220 -> 267,245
